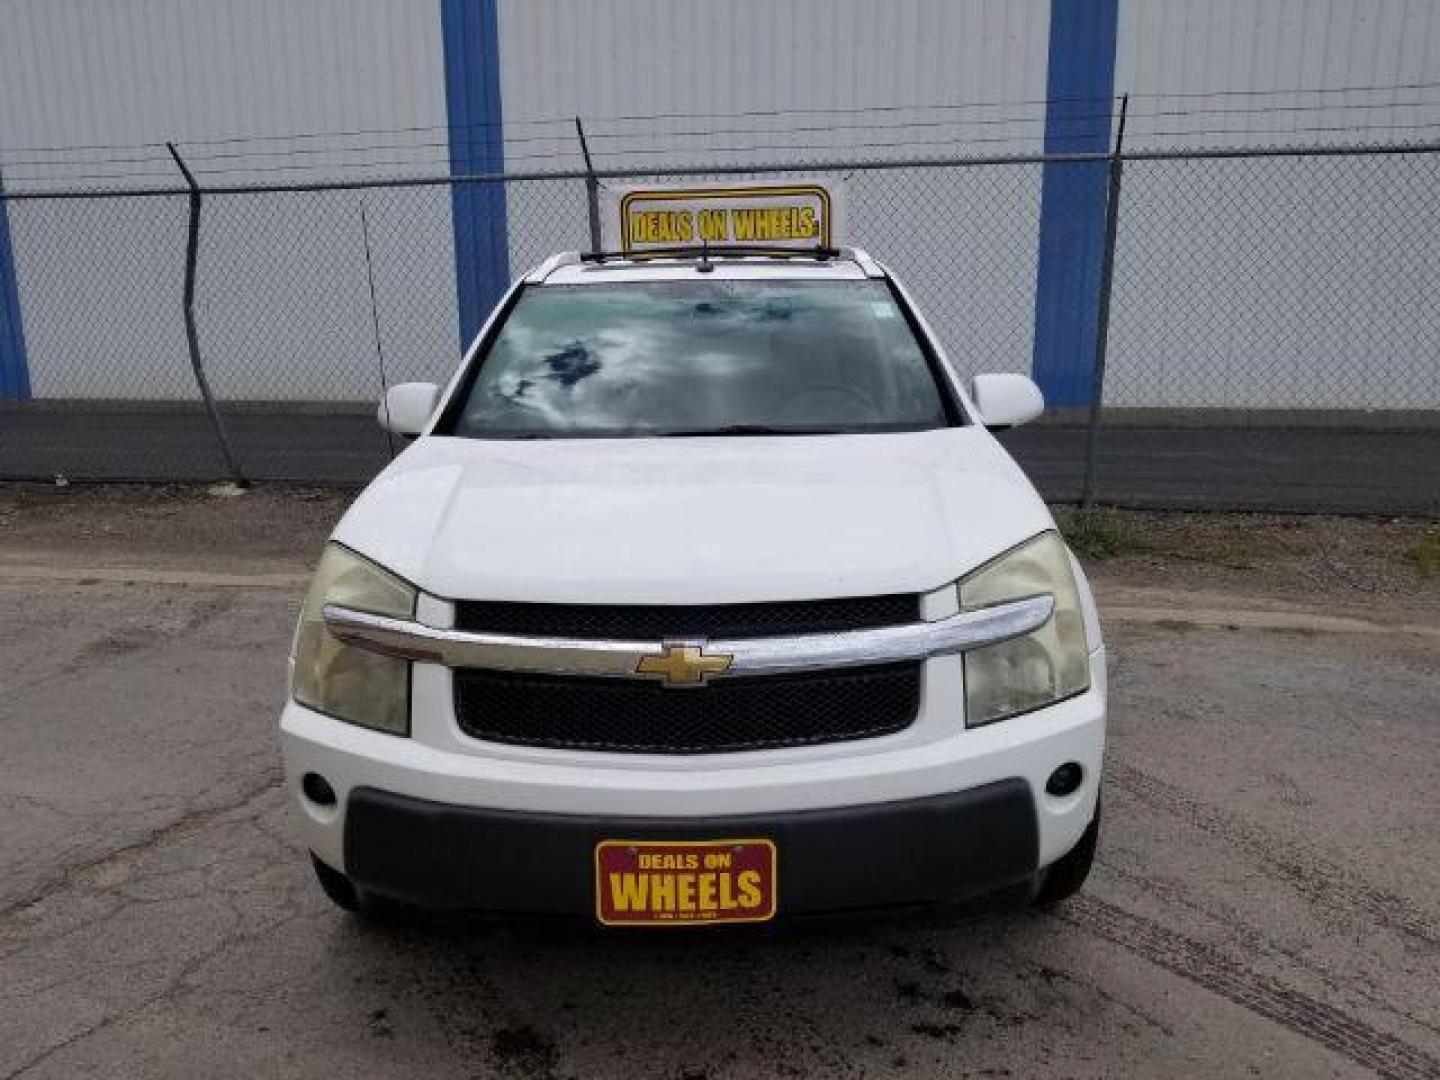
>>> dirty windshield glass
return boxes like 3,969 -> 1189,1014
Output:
448,279 -> 953,438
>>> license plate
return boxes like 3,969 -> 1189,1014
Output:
594,839 -> 777,926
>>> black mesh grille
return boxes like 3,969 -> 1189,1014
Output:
453,594 -> 919,640
453,663 -> 921,754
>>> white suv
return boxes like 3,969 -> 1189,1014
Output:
280,246 -> 1105,926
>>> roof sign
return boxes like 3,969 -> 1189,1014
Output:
603,181 -> 845,254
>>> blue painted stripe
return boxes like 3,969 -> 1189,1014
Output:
0,177 -> 30,399
1031,0 -> 1118,407
440,0 -> 509,350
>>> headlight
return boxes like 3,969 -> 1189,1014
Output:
959,531 -> 1089,726
292,544 -> 416,734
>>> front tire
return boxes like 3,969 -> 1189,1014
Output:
1033,800 -> 1100,909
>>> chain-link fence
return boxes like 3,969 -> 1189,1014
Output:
1,145 -> 1437,515
1092,147 -> 1440,513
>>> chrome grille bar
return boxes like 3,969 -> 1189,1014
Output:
322,594 -> 1053,681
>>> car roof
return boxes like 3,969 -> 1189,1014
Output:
527,248 -> 885,285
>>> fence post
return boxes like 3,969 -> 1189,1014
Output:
1080,94 -> 1128,510
575,117 -> 602,252
165,142 -> 244,485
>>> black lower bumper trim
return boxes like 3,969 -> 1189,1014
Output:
343,780 -> 1038,916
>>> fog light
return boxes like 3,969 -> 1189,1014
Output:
1045,762 -> 1083,797
302,772 -> 337,807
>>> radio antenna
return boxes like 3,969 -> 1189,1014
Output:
359,200 -> 395,458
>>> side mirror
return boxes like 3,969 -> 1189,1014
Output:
378,382 -> 441,436
971,374 -> 1044,430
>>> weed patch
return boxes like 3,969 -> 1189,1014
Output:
1408,531 -> 1440,578
1057,509 -> 1145,560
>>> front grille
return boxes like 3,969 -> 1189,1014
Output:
453,594 -> 919,640
453,663 -> 921,754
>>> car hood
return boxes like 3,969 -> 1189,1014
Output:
333,429 -> 1053,605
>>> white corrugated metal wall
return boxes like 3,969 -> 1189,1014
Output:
0,0 -> 454,400
497,0 -> 1051,149
1119,0 -> 1440,150
495,0 -> 1053,388
1110,0 -> 1440,408
0,0 -> 1437,406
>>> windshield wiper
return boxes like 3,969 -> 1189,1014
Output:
656,424 -> 843,437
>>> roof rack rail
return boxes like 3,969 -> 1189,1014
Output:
579,245 -> 841,264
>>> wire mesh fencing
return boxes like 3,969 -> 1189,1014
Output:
1095,149 -> 1440,513
0,145 -> 1437,515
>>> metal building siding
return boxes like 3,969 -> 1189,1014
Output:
1117,0 -> 1440,149
495,0 -> 1055,381
0,1 -> 1436,409
0,0 -> 450,187
1107,0 -> 1440,408
502,0 -> 1052,115
0,0 -> 456,400
496,0 -> 1052,159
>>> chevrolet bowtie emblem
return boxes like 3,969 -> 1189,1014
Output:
635,643 -> 733,687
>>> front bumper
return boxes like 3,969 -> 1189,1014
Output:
280,648 -> 1106,911
344,781 -> 1038,914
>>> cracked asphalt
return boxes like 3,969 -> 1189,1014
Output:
1,488 -> 1438,1078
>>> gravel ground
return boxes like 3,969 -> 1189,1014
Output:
1053,505 -> 1440,617
0,483 -> 352,568
1,484 -> 1437,1079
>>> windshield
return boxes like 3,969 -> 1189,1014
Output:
446,279 -> 954,438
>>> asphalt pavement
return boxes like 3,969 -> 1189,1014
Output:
1,503 -> 1438,1078
3,408 -> 1438,514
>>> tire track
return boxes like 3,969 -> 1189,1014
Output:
1106,760 -> 1440,948
1096,855 -> 1440,1043
1065,895 -> 1440,1080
